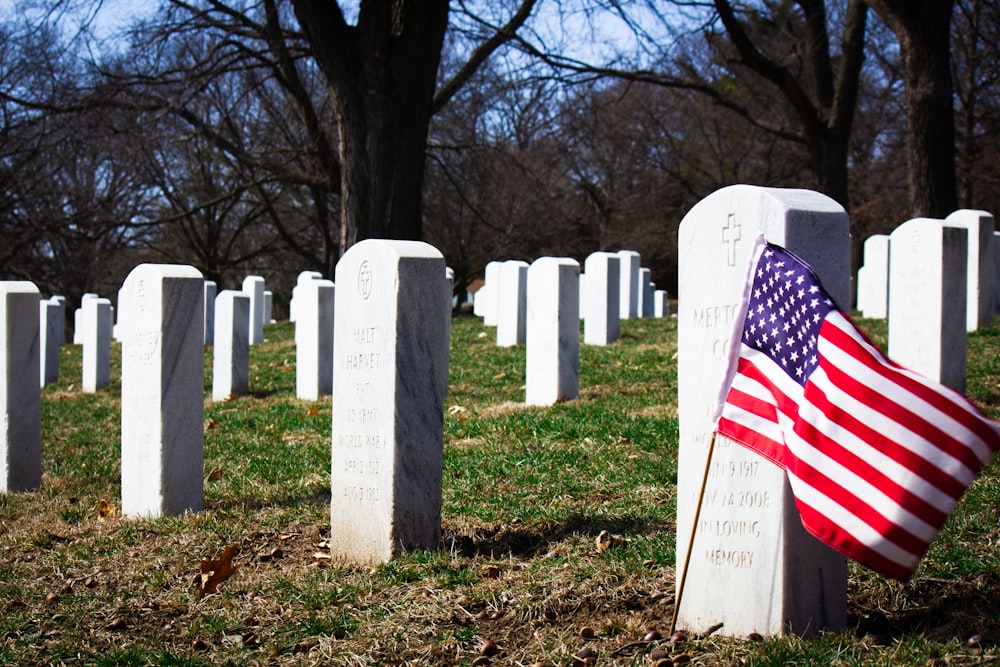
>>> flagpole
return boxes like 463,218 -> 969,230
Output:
670,430 -> 717,637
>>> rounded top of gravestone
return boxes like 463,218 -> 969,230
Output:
342,239 -> 444,262
0,281 -> 39,295
946,209 -> 996,225
126,264 -> 204,281
296,270 -> 324,285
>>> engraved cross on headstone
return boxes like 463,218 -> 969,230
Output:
723,213 -> 741,267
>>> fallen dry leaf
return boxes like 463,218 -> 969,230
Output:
97,499 -> 117,520
199,546 -> 239,597
307,407 -> 319,417
203,419 -> 220,432
595,530 -> 628,553
206,467 -> 224,482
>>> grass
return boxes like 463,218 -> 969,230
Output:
0,313 -> 998,665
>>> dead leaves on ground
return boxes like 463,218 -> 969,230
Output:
199,545 -> 239,597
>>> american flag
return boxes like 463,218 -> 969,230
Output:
716,240 -> 1000,580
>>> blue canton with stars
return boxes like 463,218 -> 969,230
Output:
742,244 -> 835,386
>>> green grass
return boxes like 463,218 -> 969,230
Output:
0,314 -> 998,665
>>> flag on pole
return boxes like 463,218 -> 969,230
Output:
715,238 -> 1000,580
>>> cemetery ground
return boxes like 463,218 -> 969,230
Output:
2,315 -> 1000,666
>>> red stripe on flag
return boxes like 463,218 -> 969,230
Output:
821,319 -> 1000,463
787,454 -> 929,560
795,500 -> 915,581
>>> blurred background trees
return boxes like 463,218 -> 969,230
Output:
1,0 -> 998,308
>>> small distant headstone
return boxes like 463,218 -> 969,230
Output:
290,270 -> 324,322
583,251 -> 620,346
1,281 -> 41,492
295,279 -> 335,400
40,299 -> 60,387
526,257 -> 580,405
639,267 -> 654,318
496,260 -> 528,346
617,250 -> 640,319
264,290 -> 274,324
82,297 -> 112,393
653,290 -> 669,318
120,264 -> 205,518
888,218 -> 968,392
856,235 -> 889,318
51,295 -> 66,346
242,275 -> 265,345
481,261 -> 503,326
212,290 -> 250,402
331,239 -> 449,564
677,185 -> 848,637
73,293 -> 97,345
945,209 -> 996,331
203,280 -> 217,346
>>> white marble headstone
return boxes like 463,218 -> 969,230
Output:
583,252 -> 620,346
295,279 -> 335,400
481,261 -> 503,326
1,282 -> 41,492
212,290 -> 250,402
617,250 -> 640,320
82,297 -> 112,393
526,257 -> 580,406
677,185 -> 848,637
290,270 -> 324,322
639,267 -> 654,318
40,299 -> 60,387
120,264 -> 205,517
242,275 -> 265,345
857,234 -> 889,319
944,209 -> 995,331
653,290 -> 669,318
203,280 -> 217,346
496,260 -> 528,347
888,218 -> 967,392
331,240 -> 450,564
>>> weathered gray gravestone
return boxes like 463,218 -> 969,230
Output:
945,209 -> 995,331
677,185 -> 848,637
212,290 -> 250,402
82,297 -> 112,393
496,260 -> 528,346
295,278 -> 335,400
526,257 -> 580,406
583,251 -> 620,346
857,234 -> 889,319
120,264 -> 205,518
40,299 -> 60,387
1,282 -> 41,492
888,218 -> 968,392
330,240 -> 449,564
203,280 -> 217,346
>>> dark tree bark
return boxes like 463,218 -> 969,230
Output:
289,0 -> 449,249
865,0 -> 958,218
712,0 -> 868,209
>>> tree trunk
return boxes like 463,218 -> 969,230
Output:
866,0 -> 957,218
290,0 -> 449,255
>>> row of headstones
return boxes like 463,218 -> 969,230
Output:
474,250 -> 671,349
38,276 -> 279,394
10,185 -> 963,640
854,209 -> 996,392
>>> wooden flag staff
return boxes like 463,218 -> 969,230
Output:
669,431 -> 718,637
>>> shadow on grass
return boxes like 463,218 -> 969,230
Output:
443,512 -> 675,558
207,483 -> 331,512
851,575 -> 1000,647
